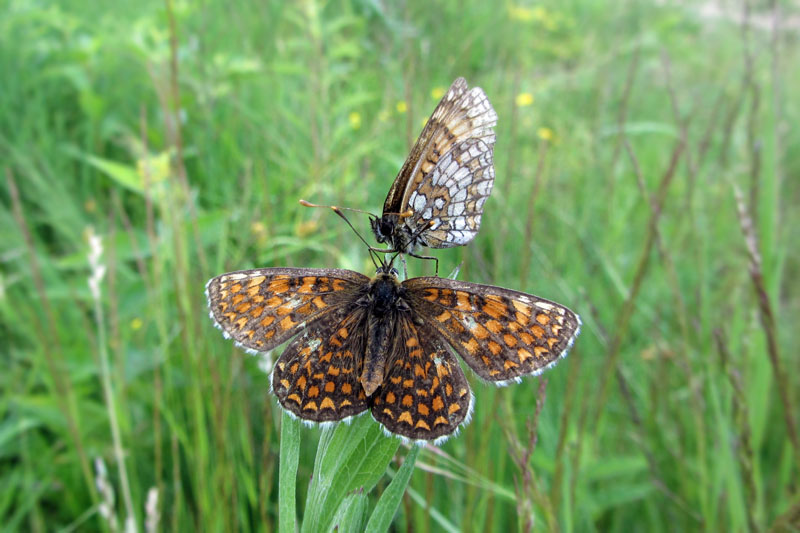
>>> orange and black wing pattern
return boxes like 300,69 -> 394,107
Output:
404,277 -> 581,384
369,315 -> 472,442
271,305 -> 371,422
205,268 -> 368,354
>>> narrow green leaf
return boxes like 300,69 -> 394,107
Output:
365,444 -> 420,532
81,154 -> 144,193
405,485 -> 460,533
279,412 -> 300,533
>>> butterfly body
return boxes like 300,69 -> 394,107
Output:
206,264 -> 581,443
360,269 -> 409,396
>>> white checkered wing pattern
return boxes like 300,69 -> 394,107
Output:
406,138 -> 495,248
384,78 -> 498,218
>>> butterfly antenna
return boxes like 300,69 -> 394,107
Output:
366,248 -> 383,270
327,206 -> 375,250
299,200 -> 375,248
299,199 -> 379,218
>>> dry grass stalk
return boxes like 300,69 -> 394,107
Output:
733,186 -> 799,465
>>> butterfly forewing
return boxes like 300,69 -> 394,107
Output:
205,268 -> 368,353
406,138 -> 495,248
404,277 -> 581,383
272,306 -> 371,422
370,316 -> 472,441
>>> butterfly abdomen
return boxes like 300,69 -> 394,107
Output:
361,274 -> 409,396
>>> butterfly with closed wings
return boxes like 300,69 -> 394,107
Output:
370,77 -> 498,261
206,255 -> 580,444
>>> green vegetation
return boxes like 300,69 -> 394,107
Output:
1,0 -> 798,530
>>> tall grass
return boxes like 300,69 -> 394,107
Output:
1,0 -> 798,530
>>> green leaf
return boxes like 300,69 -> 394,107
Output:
279,412 -> 301,533
81,154 -> 145,194
365,444 -> 420,532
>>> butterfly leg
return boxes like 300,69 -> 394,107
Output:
368,246 -> 397,254
406,252 -> 439,276
396,255 -> 408,279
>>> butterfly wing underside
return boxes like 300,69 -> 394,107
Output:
383,77 -> 498,220
405,138 -> 495,248
404,277 -> 581,383
205,268 -> 368,353
370,315 -> 472,441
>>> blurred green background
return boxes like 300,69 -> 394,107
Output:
1,0 -> 798,530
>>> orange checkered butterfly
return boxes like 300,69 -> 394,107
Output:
205,257 -> 580,444
369,77 -> 498,261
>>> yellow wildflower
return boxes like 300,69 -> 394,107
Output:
509,5 -> 551,24
348,111 -> 362,130
537,127 -> 554,141
396,100 -> 407,114
431,87 -> 445,100
136,151 -> 170,184
508,5 -> 534,21
515,92 -> 534,107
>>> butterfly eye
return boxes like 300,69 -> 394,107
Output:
379,218 -> 394,236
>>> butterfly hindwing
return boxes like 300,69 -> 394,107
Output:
205,268 -> 369,353
406,138 -> 495,248
369,315 -> 472,441
272,306 -> 371,422
404,277 -> 581,383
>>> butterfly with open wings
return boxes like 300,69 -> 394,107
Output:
206,256 -> 580,444
370,77 -> 498,261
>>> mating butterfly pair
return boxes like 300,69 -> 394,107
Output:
206,78 -> 581,443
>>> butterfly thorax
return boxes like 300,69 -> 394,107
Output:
359,272 -> 410,396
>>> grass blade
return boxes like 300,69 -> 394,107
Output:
279,412 -> 300,533
365,444 -> 420,532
